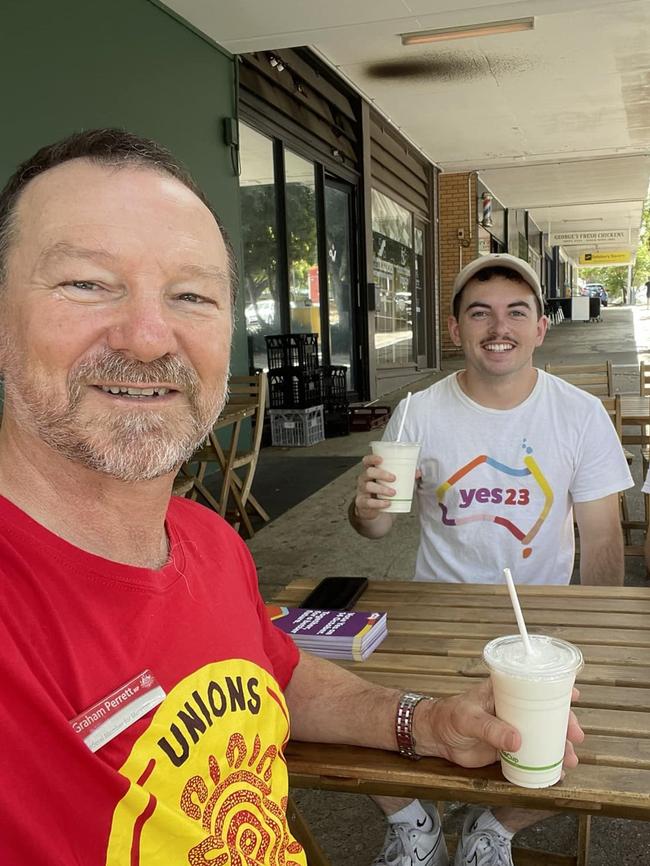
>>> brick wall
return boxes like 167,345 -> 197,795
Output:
439,172 -> 479,356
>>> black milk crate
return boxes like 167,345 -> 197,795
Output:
318,365 -> 349,410
268,368 -> 322,409
324,406 -> 351,437
265,333 -> 319,372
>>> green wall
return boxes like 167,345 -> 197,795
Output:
1,0 -> 247,371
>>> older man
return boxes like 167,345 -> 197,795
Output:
0,131 -> 581,865
351,254 -> 632,866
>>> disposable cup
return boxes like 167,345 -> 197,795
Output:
483,634 -> 583,788
369,441 -> 421,513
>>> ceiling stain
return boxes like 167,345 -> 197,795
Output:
365,52 -> 535,83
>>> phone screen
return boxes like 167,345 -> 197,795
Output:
300,577 -> 369,611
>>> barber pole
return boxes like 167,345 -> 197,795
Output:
482,192 -> 493,227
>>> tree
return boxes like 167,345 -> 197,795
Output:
579,197 -> 650,301
633,197 -> 650,287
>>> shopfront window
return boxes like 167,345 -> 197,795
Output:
372,190 -> 413,367
285,150 -> 321,345
325,181 -> 354,386
239,124 -> 280,371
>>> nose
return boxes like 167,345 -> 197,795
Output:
106,292 -> 179,362
487,309 -> 511,336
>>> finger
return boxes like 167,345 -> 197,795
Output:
566,710 -> 585,745
563,739 -> 579,768
361,454 -> 383,468
359,480 -> 396,498
364,466 -> 396,483
356,496 -> 392,512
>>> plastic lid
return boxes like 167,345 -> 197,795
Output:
483,634 -> 583,680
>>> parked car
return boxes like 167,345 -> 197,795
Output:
585,283 -> 608,306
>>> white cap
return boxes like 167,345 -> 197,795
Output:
451,253 -> 543,313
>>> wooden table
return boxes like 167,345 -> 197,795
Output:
275,579 -> 650,866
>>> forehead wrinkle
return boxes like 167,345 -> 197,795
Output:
34,242 -> 228,288
176,262 -> 230,287
35,241 -> 118,271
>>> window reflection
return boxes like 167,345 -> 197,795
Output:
285,151 -> 321,347
325,183 -> 354,388
239,124 -> 280,371
372,190 -> 413,367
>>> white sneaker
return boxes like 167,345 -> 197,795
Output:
453,808 -> 513,866
372,803 -> 449,866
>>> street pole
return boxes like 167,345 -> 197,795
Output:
627,264 -> 633,305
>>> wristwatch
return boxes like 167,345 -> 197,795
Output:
395,692 -> 433,760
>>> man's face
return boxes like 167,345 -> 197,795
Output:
0,159 -> 232,481
448,275 -> 548,381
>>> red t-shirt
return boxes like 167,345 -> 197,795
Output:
0,494 -> 303,865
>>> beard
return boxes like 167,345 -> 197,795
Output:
3,348 -> 227,482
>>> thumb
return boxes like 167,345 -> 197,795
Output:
480,713 -> 520,753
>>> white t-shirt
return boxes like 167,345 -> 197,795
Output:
383,370 -> 633,584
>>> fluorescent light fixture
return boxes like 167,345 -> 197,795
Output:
401,17 -> 535,46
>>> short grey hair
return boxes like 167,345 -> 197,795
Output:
0,128 -> 239,297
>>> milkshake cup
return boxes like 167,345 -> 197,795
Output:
369,441 -> 421,513
483,634 -> 583,788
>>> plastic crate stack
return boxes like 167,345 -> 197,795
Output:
265,333 -> 325,447
318,365 -> 350,436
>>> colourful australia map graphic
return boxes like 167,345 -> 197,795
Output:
435,441 -> 553,559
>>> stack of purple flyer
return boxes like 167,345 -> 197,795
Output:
267,605 -> 388,661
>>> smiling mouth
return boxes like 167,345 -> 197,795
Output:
483,342 -> 515,353
95,385 -> 177,398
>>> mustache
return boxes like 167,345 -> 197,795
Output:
69,350 -> 200,397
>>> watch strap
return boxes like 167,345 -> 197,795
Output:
395,692 -> 432,760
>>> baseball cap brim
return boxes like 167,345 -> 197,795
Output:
451,253 -> 543,313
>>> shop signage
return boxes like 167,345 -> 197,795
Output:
579,250 -> 631,265
551,230 -> 626,245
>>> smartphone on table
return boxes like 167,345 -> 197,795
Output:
300,576 -> 369,611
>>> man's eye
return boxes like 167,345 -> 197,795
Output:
177,292 -> 217,306
65,280 -> 100,291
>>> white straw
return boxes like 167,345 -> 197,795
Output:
503,568 -> 533,656
396,392 -> 412,442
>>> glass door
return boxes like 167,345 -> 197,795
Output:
324,178 -> 355,391
285,150 -> 321,345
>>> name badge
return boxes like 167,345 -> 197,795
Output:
70,670 -> 166,753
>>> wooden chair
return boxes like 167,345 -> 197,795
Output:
178,372 -> 270,537
640,361 -> 650,396
544,361 -> 613,396
286,795 -> 331,866
618,418 -> 650,549
600,395 -> 637,546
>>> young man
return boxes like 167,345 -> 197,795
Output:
0,132 -> 578,864
351,253 -> 632,866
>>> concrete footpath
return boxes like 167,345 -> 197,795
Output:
247,303 -> 650,866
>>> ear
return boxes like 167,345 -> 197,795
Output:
448,315 -> 462,347
535,315 -> 549,346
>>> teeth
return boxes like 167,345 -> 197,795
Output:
100,386 -> 170,396
485,343 -> 512,352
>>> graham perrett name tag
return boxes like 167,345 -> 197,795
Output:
70,670 -> 166,753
